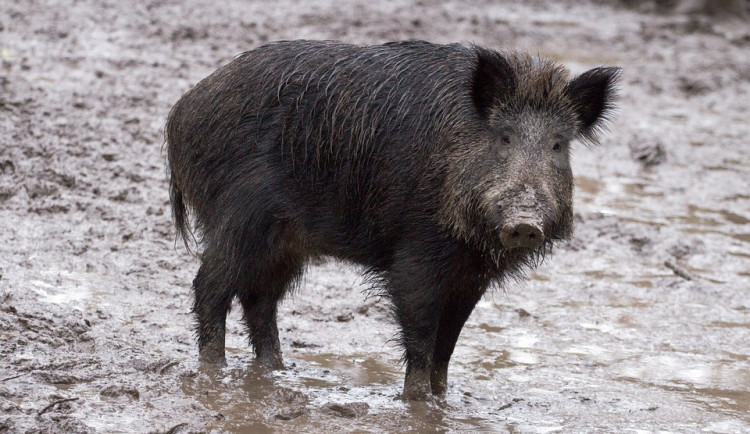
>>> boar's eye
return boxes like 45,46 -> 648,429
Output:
552,142 -> 561,151
501,135 -> 511,145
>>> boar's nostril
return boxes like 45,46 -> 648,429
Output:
500,222 -> 544,250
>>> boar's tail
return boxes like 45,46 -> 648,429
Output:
169,170 -> 196,254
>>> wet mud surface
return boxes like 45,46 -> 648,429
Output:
1,0 -> 749,432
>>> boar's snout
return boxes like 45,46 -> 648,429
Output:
495,185 -> 548,250
500,219 -> 544,250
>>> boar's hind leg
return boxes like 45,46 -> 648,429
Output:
238,260 -> 303,370
193,256 -> 234,366
430,286 -> 486,395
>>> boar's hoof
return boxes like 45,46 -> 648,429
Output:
500,222 -> 544,250
402,384 -> 433,401
257,352 -> 285,370
402,369 -> 433,401
198,351 -> 227,367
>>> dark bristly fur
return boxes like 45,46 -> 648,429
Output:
165,40 -> 620,400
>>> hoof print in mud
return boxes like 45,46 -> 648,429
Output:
99,385 -> 140,401
275,407 -> 308,421
166,40 -> 619,398
321,402 -> 370,419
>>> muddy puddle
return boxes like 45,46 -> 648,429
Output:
1,0 -> 749,432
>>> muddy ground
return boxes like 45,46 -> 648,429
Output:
1,0 -> 749,432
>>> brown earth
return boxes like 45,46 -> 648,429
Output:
1,0 -> 749,432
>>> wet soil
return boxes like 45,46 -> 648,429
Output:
1,0 -> 749,432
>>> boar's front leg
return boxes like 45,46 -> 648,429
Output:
430,283 -> 487,395
387,241 -> 445,400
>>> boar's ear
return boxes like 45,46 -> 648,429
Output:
566,67 -> 621,144
472,50 -> 516,118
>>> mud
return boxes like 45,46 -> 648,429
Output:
1,0 -> 749,432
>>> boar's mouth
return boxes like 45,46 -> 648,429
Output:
488,199 -> 572,267
488,221 -> 562,270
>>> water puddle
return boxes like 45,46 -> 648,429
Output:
32,279 -> 92,304
172,358 -> 504,432
575,175 -> 603,197
615,354 -> 750,422
30,270 -> 104,305
293,353 -> 401,387
709,321 -> 750,329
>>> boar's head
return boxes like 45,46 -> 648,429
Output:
439,49 -> 620,270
